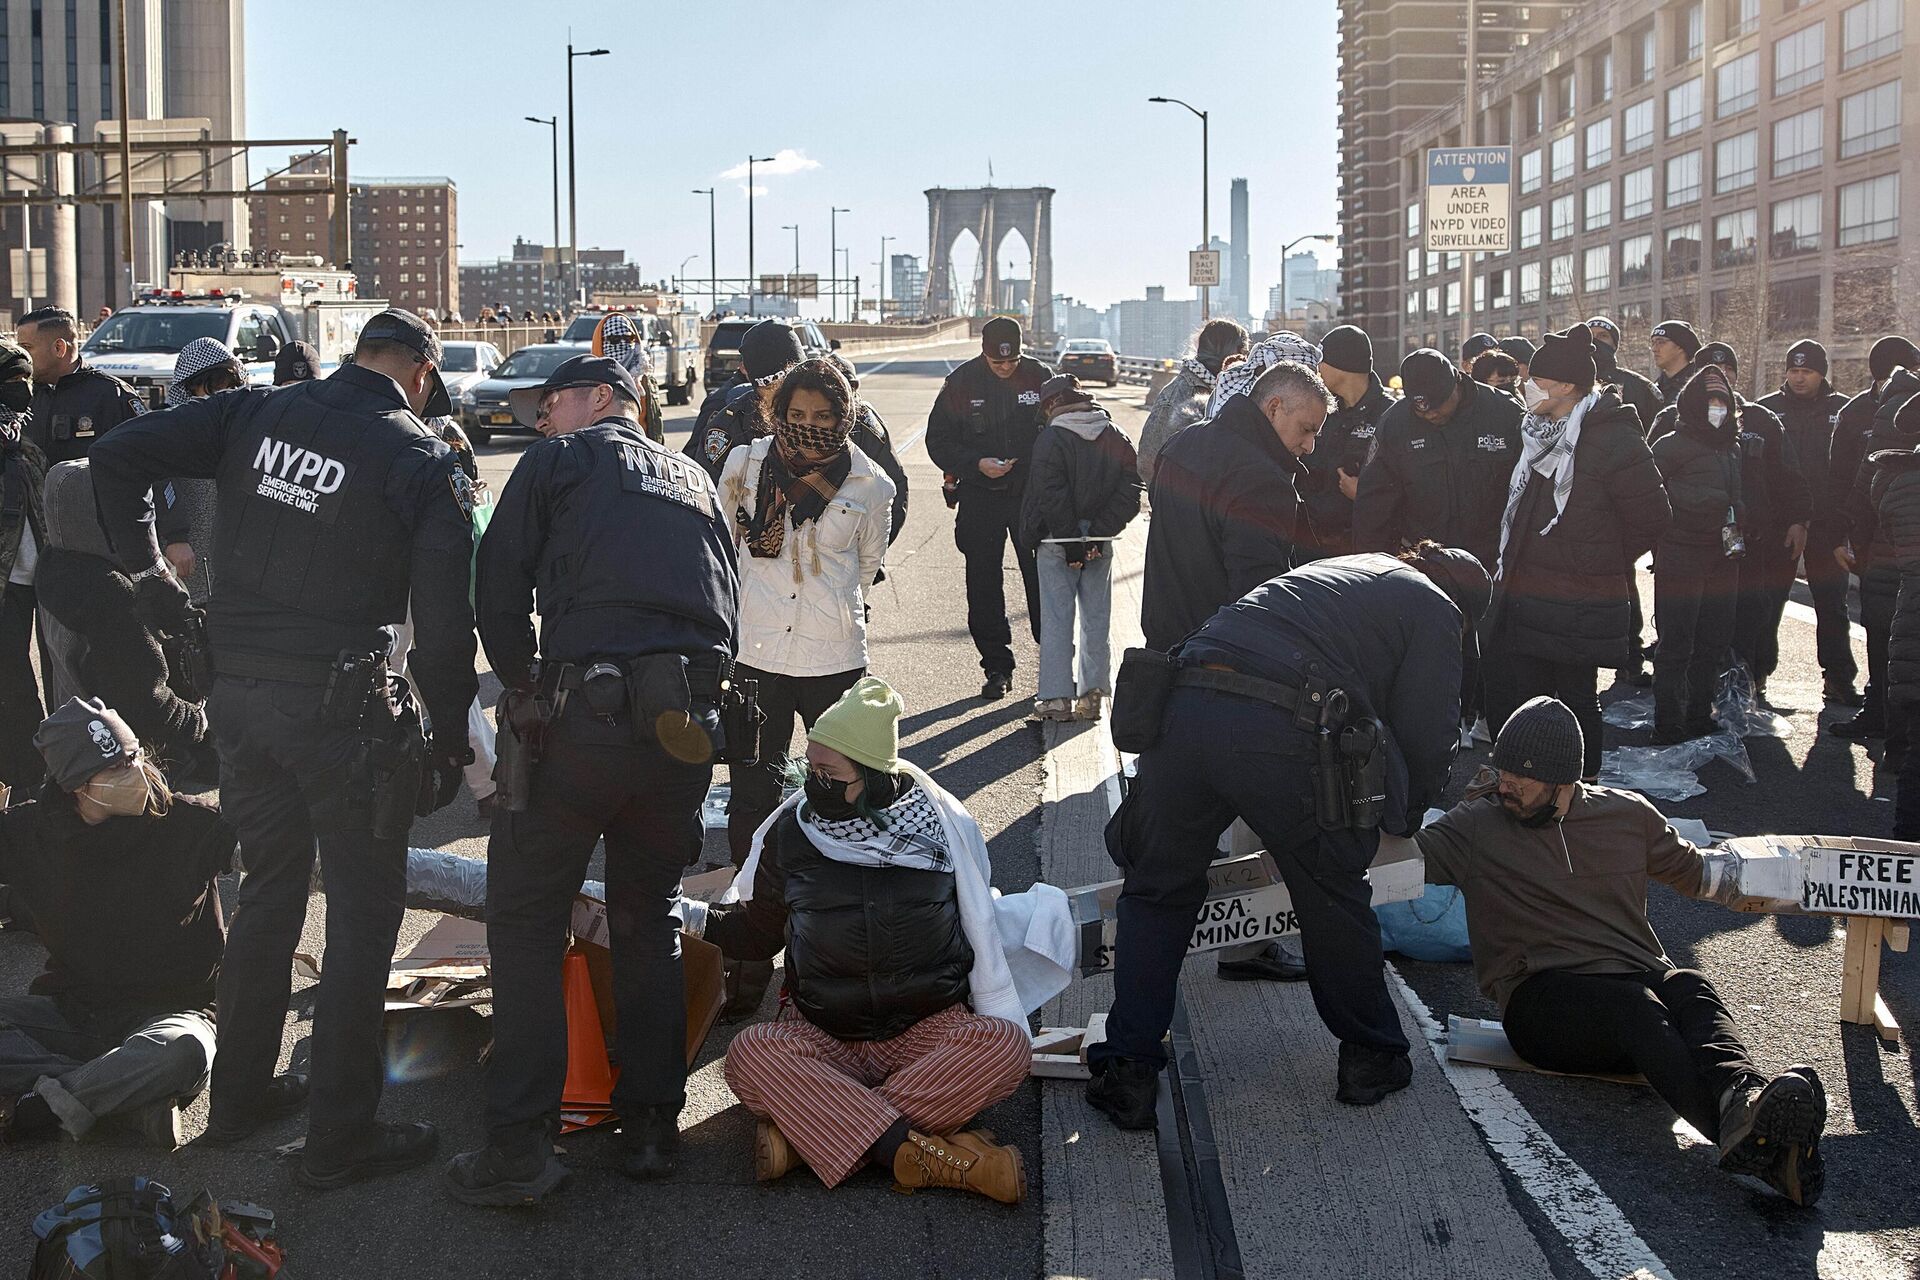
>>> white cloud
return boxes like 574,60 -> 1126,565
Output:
719,149 -> 820,180
735,184 -> 768,198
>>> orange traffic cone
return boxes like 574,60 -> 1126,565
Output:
560,946 -> 618,1125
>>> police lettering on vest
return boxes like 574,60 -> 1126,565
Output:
251,436 -> 355,520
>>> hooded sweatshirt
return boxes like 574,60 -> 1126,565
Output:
1651,365 -> 1741,548
1018,403 -> 1143,551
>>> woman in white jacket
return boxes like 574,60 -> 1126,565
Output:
719,358 -> 896,876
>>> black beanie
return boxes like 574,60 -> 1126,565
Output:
1527,326 -> 1597,391
273,340 -> 321,385
1698,341 -> 1738,375
1498,336 -> 1537,366
1320,325 -> 1374,375
1491,696 -> 1584,786
1895,392 -> 1920,438
32,696 -> 140,792
740,320 -> 805,383
0,339 -> 31,384
1399,349 -> 1458,408
1585,316 -> 1621,348
1784,339 -> 1828,377
982,316 -> 1022,359
1461,332 -> 1499,363
1870,336 -> 1920,382
1652,321 -> 1702,358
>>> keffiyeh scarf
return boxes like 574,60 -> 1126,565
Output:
1206,331 -> 1324,417
801,776 -> 953,873
738,421 -> 853,569
1495,390 -> 1600,578
1179,357 -> 1217,390
168,337 -> 242,407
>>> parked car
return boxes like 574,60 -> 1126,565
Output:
1056,338 -> 1118,386
457,342 -> 579,445
437,341 -> 503,409
704,317 -> 837,385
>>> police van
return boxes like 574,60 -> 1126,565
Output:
83,253 -> 385,407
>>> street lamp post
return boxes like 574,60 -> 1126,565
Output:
691,188 -> 716,316
566,43 -> 610,310
524,115 -> 559,262
878,235 -> 893,322
678,254 -> 700,298
829,206 -> 850,322
1148,96 -> 1210,321
745,154 -> 774,316
1277,232 -> 1338,324
781,223 -> 800,279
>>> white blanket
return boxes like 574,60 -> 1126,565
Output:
729,762 -> 1074,1025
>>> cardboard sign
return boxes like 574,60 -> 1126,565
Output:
1720,834 -> 1920,919
1425,147 -> 1512,253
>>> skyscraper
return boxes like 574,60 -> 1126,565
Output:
1229,178 -> 1250,325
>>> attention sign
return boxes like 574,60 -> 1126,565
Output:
1425,146 -> 1512,253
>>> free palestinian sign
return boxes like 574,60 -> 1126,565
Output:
1425,146 -> 1512,253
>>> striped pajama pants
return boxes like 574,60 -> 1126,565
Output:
723,1003 -> 1031,1188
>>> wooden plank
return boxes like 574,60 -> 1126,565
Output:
1841,915 -> 1871,1024
1888,922 -> 1910,953
1872,993 -> 1902,1048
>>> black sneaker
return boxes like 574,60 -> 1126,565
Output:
199,1073 -> 311,1146
1754,1066 -> 1828,1206
1335,1043 -> 1413,1106
297,1121 -> 439,1190
1718,1068 -> 1824,1179
1824,679 -> 1865,709
617,1105 -> 681,1181
1830,711 -> 1884,740
981,671 -> 1013,700
1086,1056 -> 1159,1130
1216,941 -> 1308,982
444,1138 -> 570,1207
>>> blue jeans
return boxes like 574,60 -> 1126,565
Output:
0,995 -> 215,1138
1036,543 -> 1113,701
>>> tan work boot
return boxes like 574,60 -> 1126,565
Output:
890,1129 -> 1026,1204
754,1119 -> 804,1182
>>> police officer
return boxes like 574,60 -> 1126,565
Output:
688,319 -> 803,481
1086,547 -> 1490,1130
1758,340 -> 1857,705
1650,320 -> 1705,404
1302,325 -> 1394,559
1586,316 -> 1662,430
16,306 -> 148,464
446,355 -> 739,1206
87,308 -> 479,1189
925,316 -> 1051,698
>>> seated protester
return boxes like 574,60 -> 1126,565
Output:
0,699 -> 308,1148
1469,349 -> 1523,404
826,352 -> 910,545
704,678 -> 1054,1202
158,337 -> 245,605
1018,375 -> 1143,722
33,461 -> 216,787
1413,698 -> 1828,1205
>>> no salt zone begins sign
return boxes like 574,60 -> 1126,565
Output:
1425,147 -> 1512,254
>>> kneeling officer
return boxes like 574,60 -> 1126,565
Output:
1088,544 -> 1489,1129
448,355 -> 743,1206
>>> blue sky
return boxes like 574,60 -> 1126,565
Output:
245,0 -> 1337,313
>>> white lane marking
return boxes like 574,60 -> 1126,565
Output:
1783,597 -> 1865,641
1390,969 -> 1676,1280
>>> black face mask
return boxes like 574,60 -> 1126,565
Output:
0,380 -> 30,413
1517,804 -> 1561,829
804,772 -> 861,820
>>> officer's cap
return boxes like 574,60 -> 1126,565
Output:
507,354 -> 642,427
982,316 -> 1022,360
357,309 -> 451,417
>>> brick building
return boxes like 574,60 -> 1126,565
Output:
349,178 -> 458,317
246,152 -> 332,261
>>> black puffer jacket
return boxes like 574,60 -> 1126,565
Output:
1842,369 -> 1920,567
1731,399 -> 1811,550
852,400 -> 909,545
1298,373 -> 1394,557
1352,373 -> 1521,573
1872,447 -> 1920,710
1651,368 -> 1743,549
704,795 -> 974,1043
1757,382 -> 1849,533
1594,344 -> 1661,433
1018,405 -> 1143,551
1483,391 -> 1670,668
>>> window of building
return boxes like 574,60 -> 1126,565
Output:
1713,208 -> 1757,267
1770,192 -> 1821,256
1522,87 -> 1544,137
1725,0 -> 1759,38
1839,172 -> 1900,244
1583,245 -> 1611,292
1552,69 -> 1576,122
1630,23 -> 1657,85
1406,246 -> 1421,281
1772,106 -> 1823,175
1621,233 -> 1654,284
1549,253 -> 1575,297
399,272 -> 412,283
1668,78 -> 1703,135
1590,47 -> 1615,105
1667,222 -> 1703,274
1520,205 -> 1543,248
1840,81 -> 1901,158
303,214 -> 316,225
1486,268 -> 1510,306
1551,194 -> 1576,240
1406,202 -> 1421,238
1520,260 -> 1543,303
1573,124 -> 1609,181
1623,100 -> 1655,156
1550,134 -> 1576,182
1407,292 -> 1421,318
1425,285 -> 1440,314
1445,281 -> 1461,315
1520,147 -> 1543,194
1666,150 -> 1703,204
1717,52 -> 1758,118
1773,23 -> 1824,94
1715,130 -> 1757,193
1768,277 -> 1821,336
1842,0 -> 1902,70
1584,180 -> 1612,230
1676,1 -> 1704,62
1622,166 -> 1654,219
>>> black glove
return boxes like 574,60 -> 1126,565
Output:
416,738 -> 475,816
134,572 -> 194,634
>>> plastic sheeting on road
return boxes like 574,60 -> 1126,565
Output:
1597,665 -> 1786,801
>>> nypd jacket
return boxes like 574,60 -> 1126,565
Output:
1352,374 -> 1521,572
1179,553 -> 1465,834
1299,372 -> 1394,557
1756,383 -> 1848,534
924,355 -> 1051,495
1839,370 -> 1920,568
478,417 -> 739,691
687,382 -> 769,483
1593,344 -> 1661,433
27,360 -> 146,467
1140,393 -> 1306,652
86,363 -> 480,738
